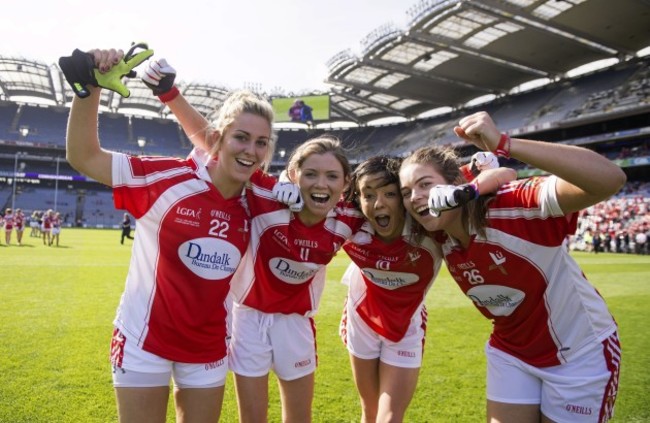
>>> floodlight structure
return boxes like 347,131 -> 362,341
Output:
137,137 -> 147,155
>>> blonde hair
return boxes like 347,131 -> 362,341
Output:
286,135 -> 352,180
208,90 -> 276,171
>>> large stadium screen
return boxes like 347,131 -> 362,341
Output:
272,94 -> 330,123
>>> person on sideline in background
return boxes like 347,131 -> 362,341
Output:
3,208 -> 14,245
14,208 -> 25,246
120,213 -> 134,244
142,58 -> 369,422
399,111 -> 626,423
41,209 -> 53,246
64,46 -> 275,422
30,210 -> 40,237
340,154 -> 515,422
50,211 -> 62,247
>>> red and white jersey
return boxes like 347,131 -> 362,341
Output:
3,213 -> 14,230
42,215 -> 52,229
51,216 -> 61,229
111,152 -> 250,363
14,213 -> 24,229
343,216 -> 440,342
440,176 -> 617,367
231,172 -> 366,316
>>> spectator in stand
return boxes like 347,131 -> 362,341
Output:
120,213 -> 134,244
399,111 -> 626,423
14,208 -> 25,246
3,208 -> 14,245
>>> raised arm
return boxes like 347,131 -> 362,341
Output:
454,111 -> 627,214
141,59 -> 214,152
428,161 -> 516,217
65,49 -> 124,186
472,167 -> 517,196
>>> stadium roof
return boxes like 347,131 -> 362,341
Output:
1,0 -> 649,125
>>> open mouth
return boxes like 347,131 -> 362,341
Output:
311,193 -> 330,204
375,215 -> 390,228
235,158 -> 254,167
415,205 -> 429,217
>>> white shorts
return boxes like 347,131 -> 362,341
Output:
110,328 -> 228,389
229,305 -> 317,381
340,298 -> 426,368
486,332 -> 621,423
52,227 -> 61,235
30,221 -> 38,228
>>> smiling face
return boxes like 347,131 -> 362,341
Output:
210,112 -> 271,197
293,152 -> 348,226
357,173 -> 405,242
399,161 -> 460,232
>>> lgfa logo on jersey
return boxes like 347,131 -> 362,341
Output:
177,206 -> 202,220
178,237 -> 241,280
269,257 -> 320,285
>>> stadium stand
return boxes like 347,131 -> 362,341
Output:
0,0 -> 648,229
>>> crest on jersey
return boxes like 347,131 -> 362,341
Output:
488,250 -> 508,275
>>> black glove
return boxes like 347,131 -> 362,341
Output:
58,49 -> 98,98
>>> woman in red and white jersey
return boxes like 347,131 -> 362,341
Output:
231,137 -> 364,422
14,208 -> 25,245
41,209 -> 53,246
399,111 -> 626,423
64,47 -> 275,422
49,211 -> 62,247
3,208 -> 14,245
340,154 -> 515,422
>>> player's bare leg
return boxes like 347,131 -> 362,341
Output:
376,361 -> 419,422
487,400 -> 541,423
174,386 -> 224,423
349,355 -> 380,422
115,386 -> 169,423
234,373 -> 269,423
278,372 -> 314,423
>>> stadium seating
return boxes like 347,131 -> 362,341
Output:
0,58 -> 648,228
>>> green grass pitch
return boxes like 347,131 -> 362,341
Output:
1,229 -> 648,422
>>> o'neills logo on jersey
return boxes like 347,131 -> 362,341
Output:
178,237 -> 241,280
361,268 -> 419,290
269,258 -> 319,285
466,285 -> 524,316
